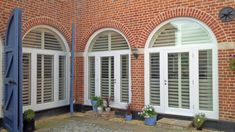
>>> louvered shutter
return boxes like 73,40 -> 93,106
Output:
150,53 -> 160,105
37,55 -> 54,103
23,30 -> 42,48
88,57 -> 95,99
23,28 -> 65,51
101,57 -> 114,100
168,53 -> 190,109
59,56 -> 66,100
199,50 -> 213,111
92,35 -> 109,52
22,53 -> 31,105
120,55 -> 129,102
111,32 -> 129,50
152,20 -> 212,47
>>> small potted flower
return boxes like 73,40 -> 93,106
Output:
125,104 -> 132,121
91,96 -> 99,112
138,105 -> 157,126
193,113 -> 206,130
104,97 -> 111,112
23,109 -> 35,132
96,96 -> 103,113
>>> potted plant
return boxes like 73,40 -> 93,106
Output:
138,105 -> 157,126
96,96 -> 103,113
91,96 -> 99,112
23,109 -> 35,132
193,113 -> 206,130
125,104 -> 132,121
104,97 -> 111,112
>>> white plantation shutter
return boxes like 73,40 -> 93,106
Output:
23,28 -> 65,51
59,56 -> 66,100
151,20 -> 212,47
37,55 -> 54,103
168,53 -> 190,109
22,53 -> 31,105
101,57 -> 114,100
88,57 -> 95,99
90,31 -> 129,52
150,53 -> 160,105
111,32 -> 129,50
120,55 -> 129,102
199,50 -> 213,111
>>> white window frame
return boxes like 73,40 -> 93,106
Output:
144,17 -> 218,119
84,28 -> 132,109
22,25 -> 71,112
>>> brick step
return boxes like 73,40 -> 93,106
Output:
157,118 -> 193,129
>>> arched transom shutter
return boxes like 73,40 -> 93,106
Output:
151,20 -> 213,47
89,31 -> 129,52
23,28 -> 65,51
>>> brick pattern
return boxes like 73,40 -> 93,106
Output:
1,0 -> 235,121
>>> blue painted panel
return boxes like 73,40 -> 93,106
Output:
70,23 -> 75,113
3,8 -> 23,132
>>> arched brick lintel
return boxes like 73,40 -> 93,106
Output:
140,7 -> 228,47
22,17 -> 71,49
80,20 -> 136,51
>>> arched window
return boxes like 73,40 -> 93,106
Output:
22,26 -> 69,111
85,29 -> 131,109
145,18 -> 218,119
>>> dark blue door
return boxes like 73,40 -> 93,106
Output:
3,8 -> 23,132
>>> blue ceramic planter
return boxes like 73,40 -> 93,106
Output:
144,115 -> 157,126
125,114 -> 132,121
91,100 -> 97,112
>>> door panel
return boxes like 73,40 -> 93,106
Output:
167,52 -> 190,109
4,8 -> 23,132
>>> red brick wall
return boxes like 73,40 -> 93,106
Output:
77,0 -> 235,121
1,0 -> 235,121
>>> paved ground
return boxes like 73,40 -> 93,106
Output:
35,112 -> 218,132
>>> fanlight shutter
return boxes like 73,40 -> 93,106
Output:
22,53 -> 31,105
90,31 -> 129,52
168,53 -> 190,109
37,55 -> 54,104
151,20 -> 212,47
101,57 -> 114,100
59,56 -> 66,100
199,50 -> 213,111
121,55 -> 129,102
150,53 -> 160,105
23,28 -> 65,51
88,57 -> 95,99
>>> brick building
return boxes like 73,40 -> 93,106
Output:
0,0 -> 235,123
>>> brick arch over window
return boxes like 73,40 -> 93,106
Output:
22,17 -> 71,49
140,7 -> 228,47
81,20 -> 136,51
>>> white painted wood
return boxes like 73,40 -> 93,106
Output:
144,18 -> 218,119
54,55 -> 59,101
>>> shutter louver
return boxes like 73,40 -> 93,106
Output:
22,53 -> 31,106
111,33 -> 129,50
168,53 -> 189,109
37,55 -> 54,104
150,53 -> 160,105
59,56 -> 66,100
23,29 -> 65,51
152,20 -> 212,47
23,30 -> 42,49
92,35 -> 109,52
121,55 -> 129,102
101,57 -> 114,100
199,50 -> 213,111
88,57 -> 95,99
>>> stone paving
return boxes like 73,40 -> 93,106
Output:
35,112 -> 218,132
